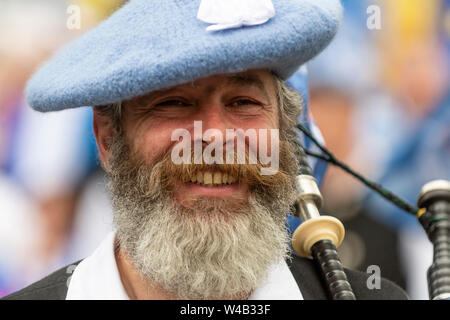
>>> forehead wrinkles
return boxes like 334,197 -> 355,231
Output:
187,73 -> 272,98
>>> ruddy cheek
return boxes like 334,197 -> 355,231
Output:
134,128 -> 173,160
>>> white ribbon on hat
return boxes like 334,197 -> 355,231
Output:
197,0 -> 275,32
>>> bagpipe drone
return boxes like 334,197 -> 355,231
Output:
289,69 -> 450,300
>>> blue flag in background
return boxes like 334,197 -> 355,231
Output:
364,0 -> 450,230
364,91 -> 450,230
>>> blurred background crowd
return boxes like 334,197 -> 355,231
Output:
0,0 -> 448,299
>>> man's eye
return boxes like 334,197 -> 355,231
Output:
155,100 -> 191,107
228,99 -> 261,108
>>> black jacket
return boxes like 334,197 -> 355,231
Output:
2,255 -> 408,300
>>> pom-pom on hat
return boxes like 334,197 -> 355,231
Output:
26,0 -> 342,112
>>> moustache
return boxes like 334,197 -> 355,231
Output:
156,142 -> 293,191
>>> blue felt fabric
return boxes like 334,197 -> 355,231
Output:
26,0 -> 342,112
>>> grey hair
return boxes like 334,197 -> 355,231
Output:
274,77 -> 303,141
94,101 -> 124,136
93,76 -> 304,139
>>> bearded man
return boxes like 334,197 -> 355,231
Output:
4,0 -> 407,300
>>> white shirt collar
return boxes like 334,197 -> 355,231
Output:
66,232 -> 303,300
66,232 -> 128,300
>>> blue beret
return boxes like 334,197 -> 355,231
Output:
26,0 -> 342,112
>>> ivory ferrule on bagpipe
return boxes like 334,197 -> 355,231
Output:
289,141 -> 357,299
290,174 -> 356,300
291,175 -> 345,258
416,180 -> 450,300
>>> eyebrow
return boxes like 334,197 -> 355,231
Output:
224,74 -> 271,101
225,74 -> 266,91
128,73 -> 271,107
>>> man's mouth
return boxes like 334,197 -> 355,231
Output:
183,170 -> 238,187
174,170 -> 245,200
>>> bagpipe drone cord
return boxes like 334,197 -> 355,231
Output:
295,123 -> 450,300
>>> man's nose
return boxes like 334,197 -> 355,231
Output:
197,103 -> 230,139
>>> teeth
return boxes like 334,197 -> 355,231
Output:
213,172 -> 222,185
203,172 -> 213,185
189,171 -> 237,186
196,172 -> 203,184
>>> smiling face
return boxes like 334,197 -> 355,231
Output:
119,69 -> 279,205
93,69 -> 303,299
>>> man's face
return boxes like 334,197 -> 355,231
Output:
95,69 -> 300,300
120,69 -> 280,206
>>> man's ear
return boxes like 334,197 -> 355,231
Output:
93,109 -> 114,171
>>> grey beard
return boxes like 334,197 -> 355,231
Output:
107,135 -> 298,300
